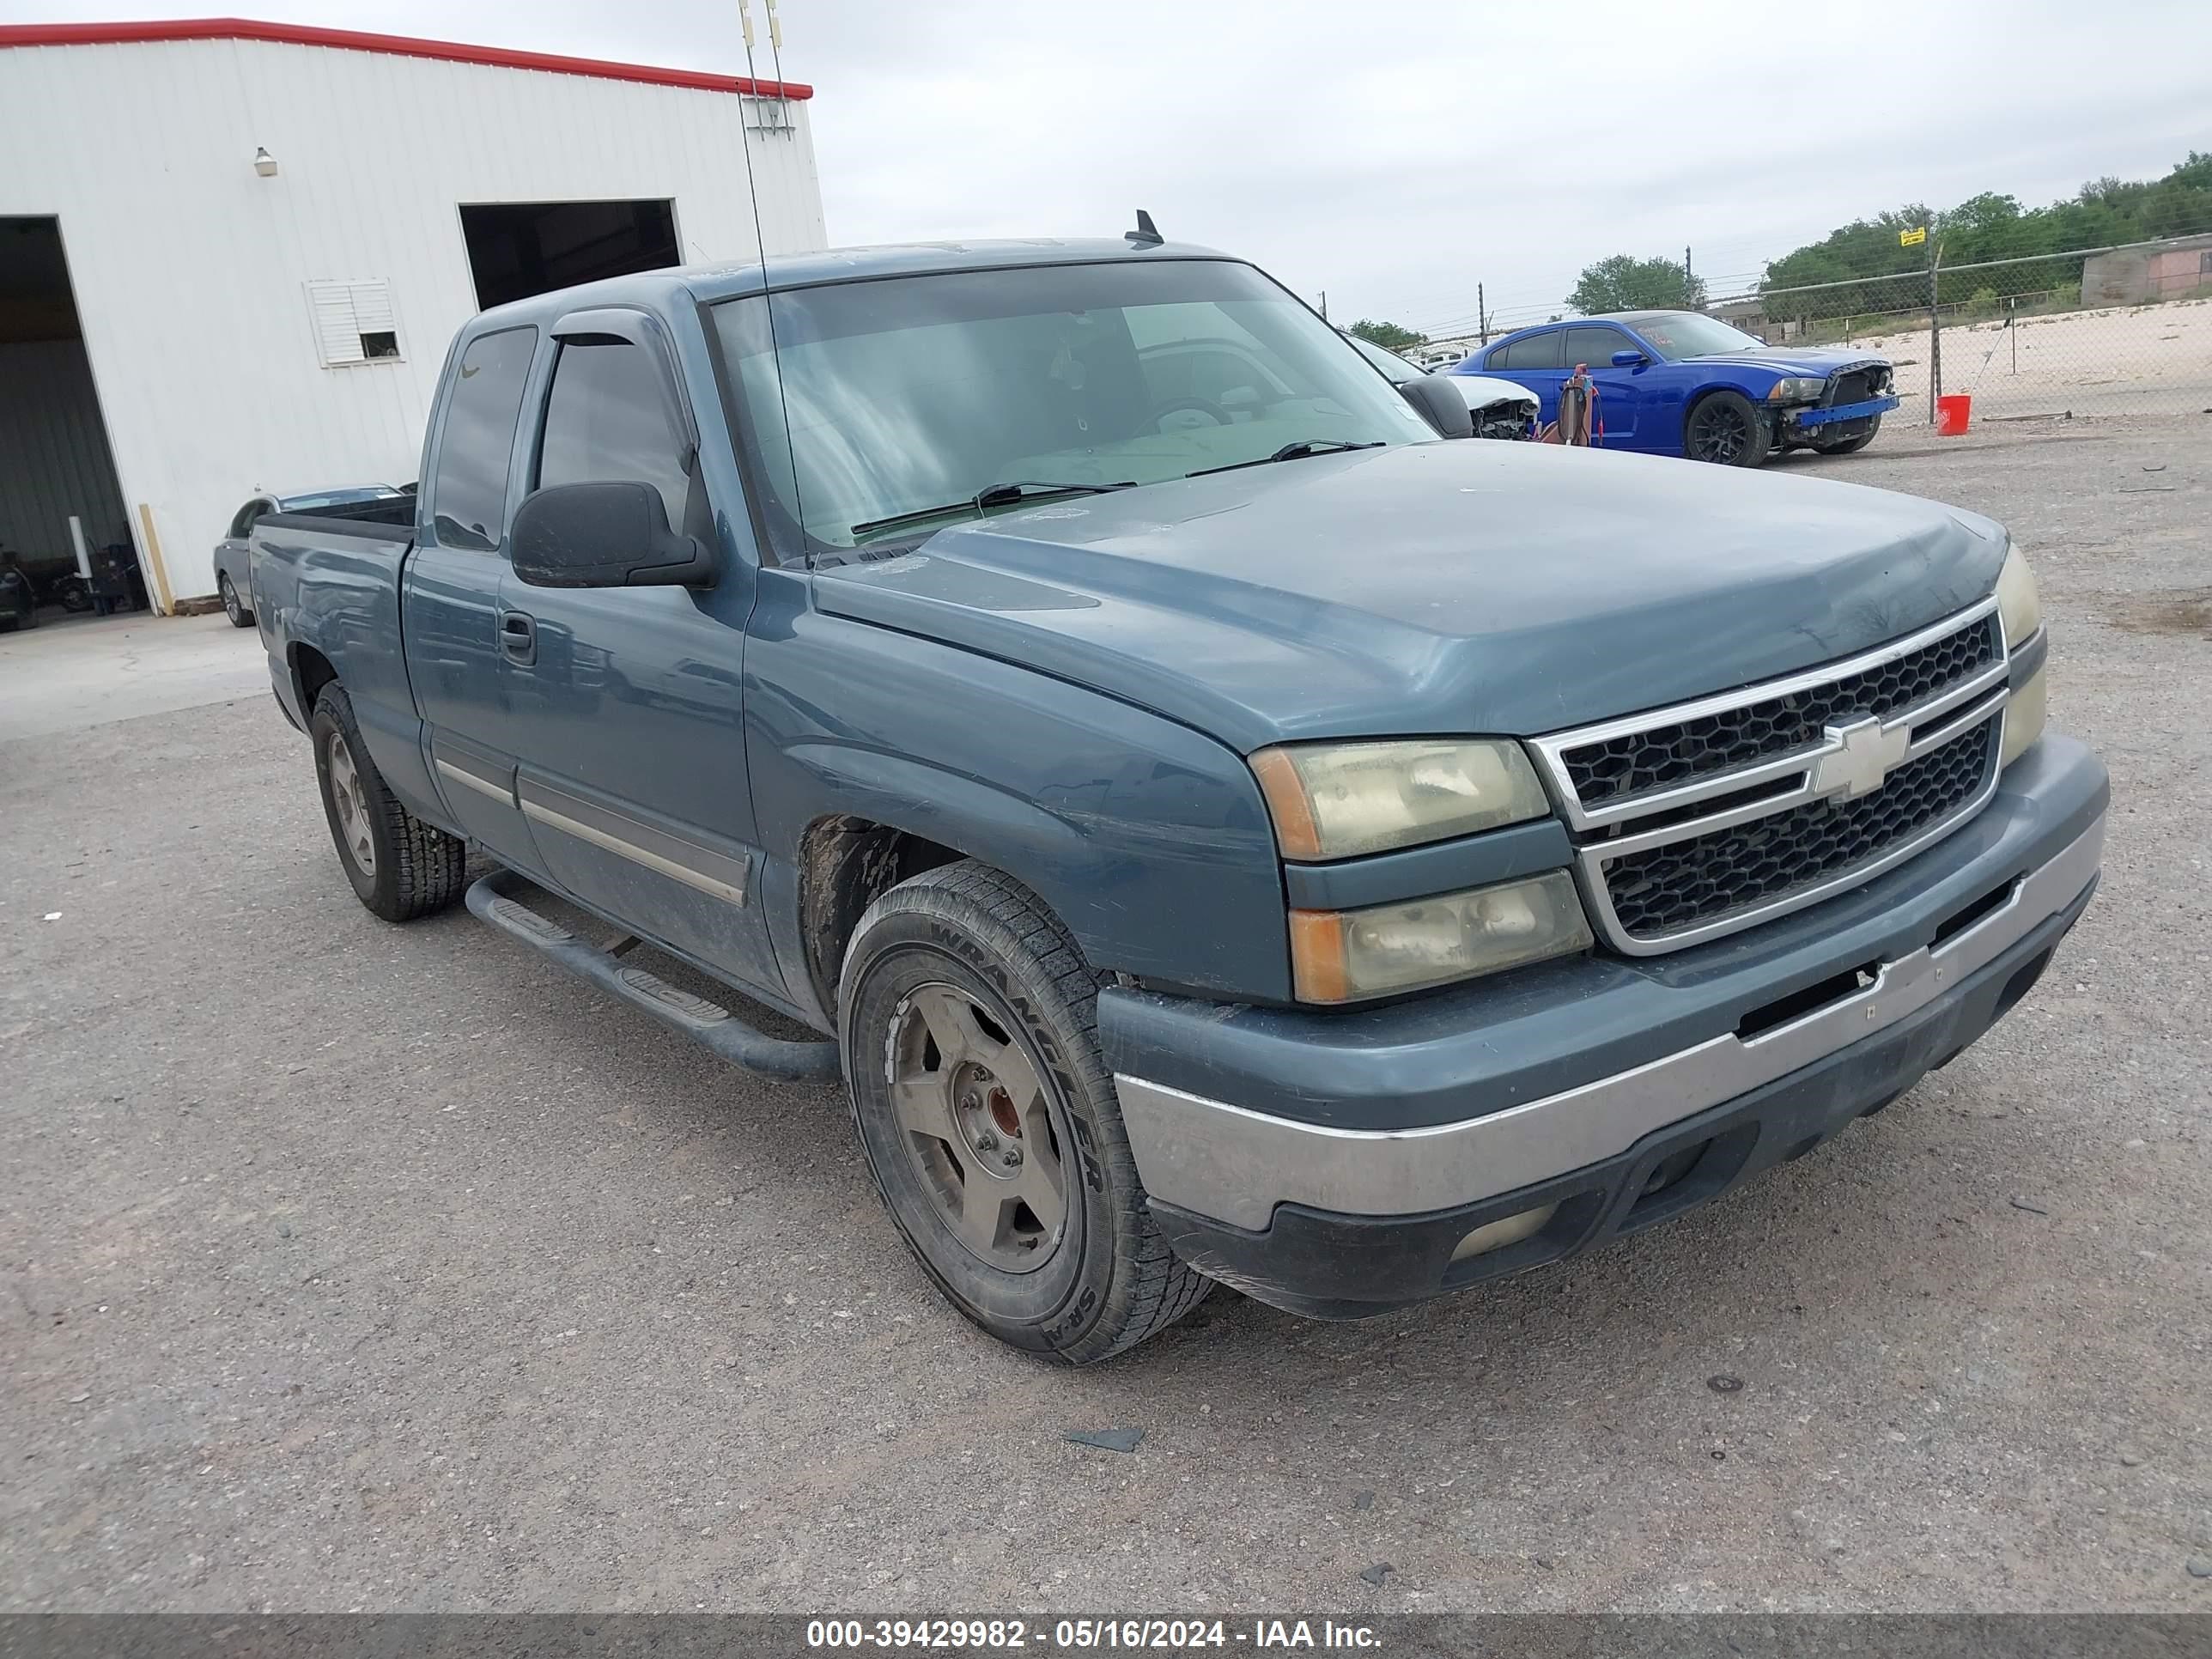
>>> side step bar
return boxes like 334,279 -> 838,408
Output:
465,870 -> 842,1084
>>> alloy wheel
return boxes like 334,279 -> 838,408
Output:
1691,403 -> 1751,464
887,981 -> 1069,1273
325,731 -> 376,876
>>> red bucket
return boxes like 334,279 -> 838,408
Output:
1935,393 -> 1972,437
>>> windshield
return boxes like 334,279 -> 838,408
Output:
1618,313 -> 1769,361
714,259 -> 1431,556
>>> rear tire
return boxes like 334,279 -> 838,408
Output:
309,684 -> 466,922
1684,390 -> 1770,466
219,573 -> 254,627
839,860 -> 1212,1364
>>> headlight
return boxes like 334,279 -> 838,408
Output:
1249,739 -> 1551,861
1289,872 -> 1593,1004
1995,544 -> 2041,646
1768,376 -> 1826,402
2002,665 -> 2046,767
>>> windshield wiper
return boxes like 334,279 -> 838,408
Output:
849,479 -> 1133,542
1186,441 -> 1383,479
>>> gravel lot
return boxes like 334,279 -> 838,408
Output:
3,419 -> 2207,1613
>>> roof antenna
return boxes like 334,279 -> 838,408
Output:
1124,210 -> 1162,247
735,0 -> 807,563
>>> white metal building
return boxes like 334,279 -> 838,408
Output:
0,17 -> 826,611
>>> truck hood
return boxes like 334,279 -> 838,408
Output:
1689,347 -> 1890,377
811,440 -> 2006,755
1447,374 -> 1540,412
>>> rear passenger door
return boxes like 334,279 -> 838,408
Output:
1487,329 -> 1567,427
489,313 -> 781,998
405,324 -> 540,861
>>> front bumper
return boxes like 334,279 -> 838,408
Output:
1790,393 -> 1900,430
1101,734 -> 2106,1316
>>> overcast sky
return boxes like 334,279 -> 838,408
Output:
8,0 -> 2208,335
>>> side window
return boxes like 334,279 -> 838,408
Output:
1494,332 -> 1564,371
429,326 -> 537,552
535,337 -> 694,531
1565,326 -> 1629,368
228,501 -> 262,539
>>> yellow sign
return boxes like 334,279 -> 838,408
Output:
1899,226 -> 1927,246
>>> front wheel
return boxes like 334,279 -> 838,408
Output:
840,861 -> 1212,1364
219,573 -> 254,627
309,684 -> 466,922
1684,390 -> 1770,466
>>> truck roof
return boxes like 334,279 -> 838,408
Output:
471,238 -> 1233,327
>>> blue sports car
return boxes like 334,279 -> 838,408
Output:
1455,310 -> 1899,465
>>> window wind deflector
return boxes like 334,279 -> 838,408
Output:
548,307 -> 698,449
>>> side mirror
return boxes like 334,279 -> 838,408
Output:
1396,373 -> 1474,439
510,481 -> 715,590
1610,349 -> 1648,368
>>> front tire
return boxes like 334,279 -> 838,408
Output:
219,573 -> 254,627
1684,390 -> 1770,466
309,684 -> 466,922
840,861 -> 1212,1364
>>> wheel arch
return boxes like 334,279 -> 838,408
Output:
290,641 -> 339,715
796,812 -> 972,1028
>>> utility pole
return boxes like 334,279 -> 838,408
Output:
1927,236 -> 1942,422
1685,245 -> 1693,302
1478,282 -> 1486,346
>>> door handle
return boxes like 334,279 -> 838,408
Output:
498,609 -> 537,665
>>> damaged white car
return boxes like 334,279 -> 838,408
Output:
1345,334 -> 1539,441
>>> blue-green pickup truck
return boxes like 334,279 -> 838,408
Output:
252,237 -> 2106,1363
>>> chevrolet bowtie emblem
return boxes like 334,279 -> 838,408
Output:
1813,716 -> 1911,800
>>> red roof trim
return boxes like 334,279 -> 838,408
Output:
0,16 -> 813,99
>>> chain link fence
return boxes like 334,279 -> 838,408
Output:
1715,234 -> 2212,428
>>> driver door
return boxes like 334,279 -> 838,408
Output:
482,312 -> 781,999
1563,325 -> 1644,447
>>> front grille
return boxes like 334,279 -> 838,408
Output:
1599,714 -> 2000,941
1829,369 -> 1874,406
1561,613 -> 1998,809
1530,600 -> 2011,955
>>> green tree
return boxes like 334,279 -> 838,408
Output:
1759,154 -> 2212,319
1567,254 -> 1707,314
1347,319 -> 1426,351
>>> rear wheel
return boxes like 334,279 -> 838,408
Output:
1684,390 -> 1769,466
309,684 -> 466,922
219,573 -> 253,627
840,861 -> 1212,1364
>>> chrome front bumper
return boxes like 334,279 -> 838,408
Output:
1115,813 -> 2103,1232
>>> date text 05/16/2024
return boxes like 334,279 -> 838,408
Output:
804,1619 -> 1382,1650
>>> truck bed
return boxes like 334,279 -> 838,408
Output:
251,505 -> 421,799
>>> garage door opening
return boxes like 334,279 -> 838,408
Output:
0,216 -> 146,630
459,200 -> 681,312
